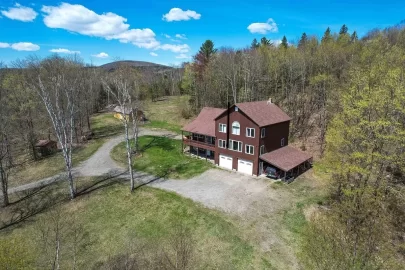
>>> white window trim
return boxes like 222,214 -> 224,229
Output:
246,128 -> 255,138
261,128 -> 266,138
281,138 -> 285,146
260,145 -> 265,155
218,139 -> 226,148
219,123 -> 227,133
245,144 -> 254,155
232,121 -> 240,135
229,139 -> 242,152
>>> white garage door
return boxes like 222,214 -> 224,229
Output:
219,155 -> 233,170
238,159 -> 253,175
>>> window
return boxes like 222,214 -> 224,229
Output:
245,144 -> 254,155
260,145 -> 265,155
261,128 -> 266,138
229,139 -> 242,152
246,128 -> 255,138
235,106 -> 238,112
219,123 -> 227,133
281,138 -> 285,146
232,121 -> 240,135
218,139 -> 226,148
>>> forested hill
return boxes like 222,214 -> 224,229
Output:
99,60 -> 175,72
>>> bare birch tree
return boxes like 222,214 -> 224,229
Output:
25,56 -> 83,199
102,66 -> 139,192
0,62 -> 11,207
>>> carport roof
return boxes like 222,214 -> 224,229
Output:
260,146 -> 312,172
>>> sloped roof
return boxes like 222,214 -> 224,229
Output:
260,146 -> 312,171
35,140 -> 56,147
113,106 -> 132,115
182,107 -> 226,137
235,101 -> 291,127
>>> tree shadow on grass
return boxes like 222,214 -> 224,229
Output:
139,136 -> 177,153
0,172 -> 143,232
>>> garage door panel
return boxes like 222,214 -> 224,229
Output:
219,155 -> 233,170
238,159 -> 253,175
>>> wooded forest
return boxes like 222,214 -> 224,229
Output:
1,23 -> 405,269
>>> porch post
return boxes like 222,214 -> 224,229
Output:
181,130 -> 183,154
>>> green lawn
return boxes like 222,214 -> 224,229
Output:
91,112 -> 123,138
0,177 -> 258,269
111,135 -> 212,179
143,120 -> 182,134
143,96 -> 191,134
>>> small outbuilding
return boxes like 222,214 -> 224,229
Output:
35,139 -> 58,157
113,106 -> 146,122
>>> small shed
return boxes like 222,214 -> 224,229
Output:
35,139 -> 58,157
113,106 -> 146,121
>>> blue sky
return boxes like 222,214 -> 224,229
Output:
1,0 -> 404,66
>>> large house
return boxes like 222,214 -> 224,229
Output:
182,99 -> 312,177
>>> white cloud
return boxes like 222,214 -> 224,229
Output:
92,52 -> 109,58
50,48 -> 80,54
162,8 -> 201,22
150,52 -> 158,57
158,44 -> 190,53
42,3 -> 159,49
247,18 -> 278,34
0,42 -> 10,48
175,54 -> 191,59
164,34 -> 171,38
114,28 -> 159,49
11,42 -> 40,51
1,3 -> 38,22
272,39 -> 282,46
175,34 -> 187,39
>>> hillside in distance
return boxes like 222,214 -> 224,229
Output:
99,60 -> 176,72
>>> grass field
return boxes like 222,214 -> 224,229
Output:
143,96 -> 192,134
111,135 -> 212,179
10,139 -> 105,187
0,177 -> 260,269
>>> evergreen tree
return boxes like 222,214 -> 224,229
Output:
281,36 -> 288,49
260,37 -> 271,46
350,31 -> 358,43
298,32 -> 308,49
321,27 -> 333,44
198,40 -> 217,61
251,38 -> 259,49
339,24 -> 348,35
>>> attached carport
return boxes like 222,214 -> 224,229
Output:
259,146 -> 313,180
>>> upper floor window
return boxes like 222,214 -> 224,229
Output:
229,139 -> 242,152
245,144 -> 254,155
219,123 -> 227,133
246,128 -> 255,138
235,106 -> 239,112
261,128 -> 266,138
281,138 -> 285,146
232,121 -> 240,135
260,145 -> 265,155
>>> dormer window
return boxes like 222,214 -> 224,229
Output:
232,121 -> 240,135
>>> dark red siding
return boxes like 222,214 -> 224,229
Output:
215,107 -> 260,175
259,121 -> 290,154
